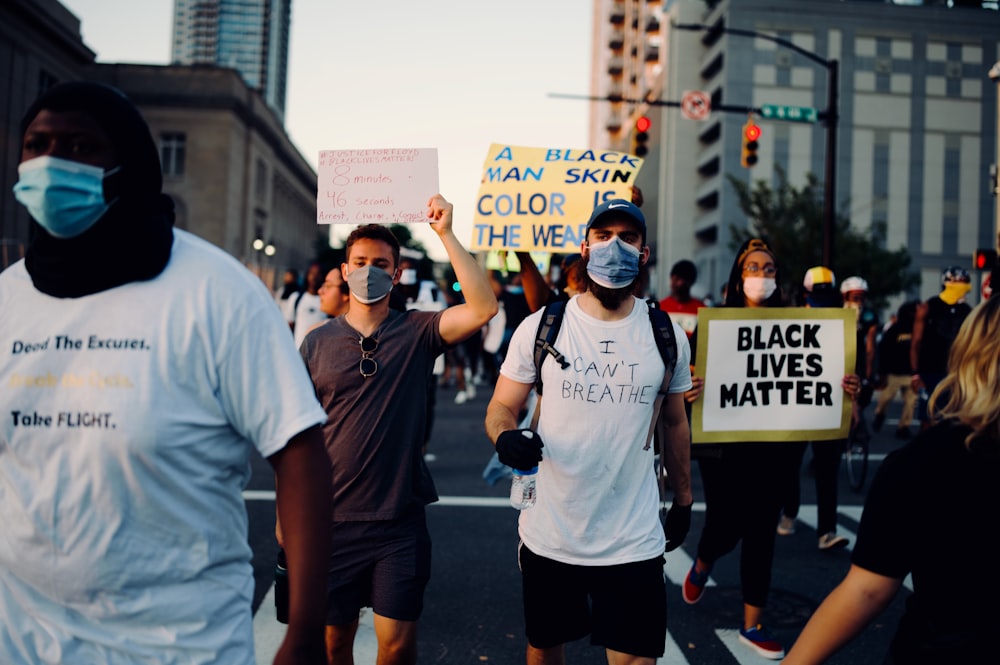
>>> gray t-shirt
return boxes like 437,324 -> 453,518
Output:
300,309 -> 445,520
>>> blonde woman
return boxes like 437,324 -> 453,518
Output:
784,296 -> 1000,664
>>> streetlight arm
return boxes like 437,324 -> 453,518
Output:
672,22 -> 831,69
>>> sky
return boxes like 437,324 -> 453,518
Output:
59,0 -> 594,261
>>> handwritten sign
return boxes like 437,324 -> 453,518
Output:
690,307 -> 856,444
317,148 -> 439,224
470,144 -> 643,252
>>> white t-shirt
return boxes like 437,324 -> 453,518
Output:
292,291 -> 327,349
500,296 -> 692,566
0,229 -> 327,664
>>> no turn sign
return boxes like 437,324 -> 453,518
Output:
681,90 -> 711,121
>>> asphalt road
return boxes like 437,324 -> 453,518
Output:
246,381 -> 914,664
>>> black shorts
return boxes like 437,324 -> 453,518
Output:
326,508 -> 431,625
518,542 -> 666,658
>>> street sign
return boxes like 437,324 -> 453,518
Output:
760,104 -> 818,123
680,90 -> 711,121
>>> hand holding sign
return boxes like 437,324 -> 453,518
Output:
426,194 -> 453,236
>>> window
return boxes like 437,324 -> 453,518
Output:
160,133 -> 186,177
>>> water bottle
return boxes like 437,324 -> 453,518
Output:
510,467 -> 538,510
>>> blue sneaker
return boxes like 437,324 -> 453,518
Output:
739,624 -> 785,660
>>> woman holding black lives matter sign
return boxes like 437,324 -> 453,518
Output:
681,239 -> 861,661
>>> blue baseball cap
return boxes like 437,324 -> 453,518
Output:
585,198 -> 646,238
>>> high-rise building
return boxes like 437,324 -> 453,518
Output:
590,0 -> 1000,308
170,0 -> 291,120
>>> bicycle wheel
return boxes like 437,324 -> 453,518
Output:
845,422 -> 869,493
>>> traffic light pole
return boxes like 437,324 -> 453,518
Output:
673,23 -> 840,269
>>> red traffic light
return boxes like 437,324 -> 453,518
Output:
635,116 -> 651,133
974,248 -> 997,271
744,123 -> 761,142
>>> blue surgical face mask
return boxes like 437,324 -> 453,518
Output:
346,265 -> 394,304
586,236 -> 641,289
13,155 -> 118,238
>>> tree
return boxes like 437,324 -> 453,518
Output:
726,167 -> 919,313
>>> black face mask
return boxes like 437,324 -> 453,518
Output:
20,81 -> 174,298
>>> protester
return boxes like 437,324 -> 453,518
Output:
777,267 -> 850,550
276,267 -> 301,307
873,301 -> 919,439
316,267 -> 350,320
299,199 -> 497,665
659,259 -> 705,343
292,262 -> 330,349
784,295 -> 1000,665
0,81 -> 331,664
485,198 -> 693,665
910,266 -> 973,429
840,276 -> 879,408
683,241 -> 860,660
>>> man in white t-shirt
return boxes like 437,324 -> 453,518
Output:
485,199 -> 694,665
1,81 -> 331,664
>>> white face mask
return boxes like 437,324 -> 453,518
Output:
399,268 -> 418,286
743,277 -> 776,304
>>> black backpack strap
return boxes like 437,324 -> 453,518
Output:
532,299 -> 570,396
646,298 -> 678,394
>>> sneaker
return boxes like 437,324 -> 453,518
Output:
872,411 -> 885,432
739,624 -> 785,660
776,515 -> 796,536
454,390 -> 468,405
818,532 -> 849,550
465,384 -> 476,399
423,452 -> 437,463
895,427 -> 912,440
682,564 -> 711,605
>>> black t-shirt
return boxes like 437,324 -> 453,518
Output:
877,322 -> 913,376
918,297 -> 972,375
852,420 -> 999,663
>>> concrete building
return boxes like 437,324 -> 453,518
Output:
589,0 -> 1000,307
85,63 -> 320,288
170,0 -> 291,121
0,1 -> 319,288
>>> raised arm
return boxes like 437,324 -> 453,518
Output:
515,251 -> 552,313
429,194 -> 499,345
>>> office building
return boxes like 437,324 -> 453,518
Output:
590,0 -> 1000,305
170,0 -> 291,120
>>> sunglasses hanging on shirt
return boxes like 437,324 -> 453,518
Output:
359,335 -> 378,378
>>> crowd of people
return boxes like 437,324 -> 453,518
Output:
1,80 -> 996,665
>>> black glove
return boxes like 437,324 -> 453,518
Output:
662,503 -> 692,552
495,429 -> 543,472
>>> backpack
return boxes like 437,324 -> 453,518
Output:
532,297 -> 678,396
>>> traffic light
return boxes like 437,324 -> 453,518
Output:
632,116 -> 651,157
741,119 -> 761,168
973,248 -> 998,271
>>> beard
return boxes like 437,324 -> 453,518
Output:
580,255 -> 636,310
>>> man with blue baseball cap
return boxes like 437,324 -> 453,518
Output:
486,197 -> 693,665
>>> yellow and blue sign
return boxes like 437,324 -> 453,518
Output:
471,144 -> 643,252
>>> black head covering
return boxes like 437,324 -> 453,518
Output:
724,238 -> 784,308
20,81 -> 174,298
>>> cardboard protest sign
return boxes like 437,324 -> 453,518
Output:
316,149 -> 439,224
470,144 -> 643,252
691,307 -> 856,444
